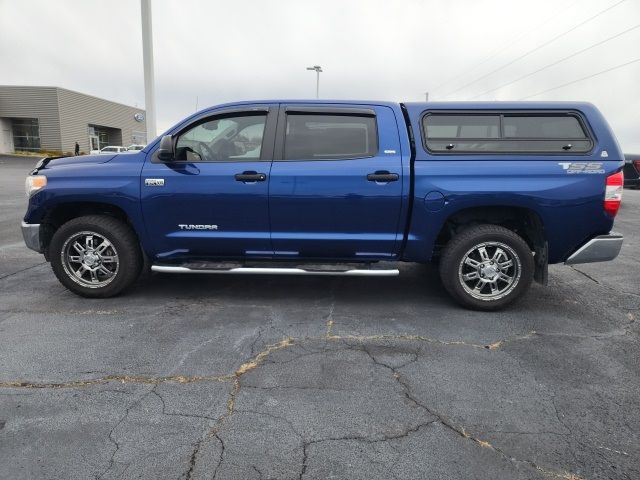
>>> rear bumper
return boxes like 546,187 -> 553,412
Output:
21,221 -> 43,253
565,233 -> 623,265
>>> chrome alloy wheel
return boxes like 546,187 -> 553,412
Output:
61,231 -> 119,288
458,241 -> 521,301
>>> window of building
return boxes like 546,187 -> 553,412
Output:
175,113 -> 266,162
12,118 -> 40,151
97,131 -> 110,150
284,114 -> 377,160
422,112 -> 592,154
89,125 -> 120,150
132,131 -> 147,145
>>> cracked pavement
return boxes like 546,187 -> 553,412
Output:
0,155 -> 639,479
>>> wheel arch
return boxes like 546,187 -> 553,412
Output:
434,205 -> 548,285
40,202 -> 139,259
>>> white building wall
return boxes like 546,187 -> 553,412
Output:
0,86 -> 61,151
0,86 -> 146,154
57,88 -> 147,153
0,118 -> 14,154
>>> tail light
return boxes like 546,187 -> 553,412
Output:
604,171 -> 623,217
634,160 -> 640,171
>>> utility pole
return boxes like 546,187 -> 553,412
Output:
306,65 -> 323,99
425,92 -> 429,101
140,0 -> 157,140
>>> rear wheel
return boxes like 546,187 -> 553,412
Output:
49,215 -> 142,298
439,224 -> 534,311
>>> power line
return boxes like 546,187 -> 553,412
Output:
442,0 -> 627,99
432,0 -> 582,96
469,23 -> 640,99
518,57 -> 640,99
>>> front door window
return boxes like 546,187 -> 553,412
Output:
175,115 -> 267,162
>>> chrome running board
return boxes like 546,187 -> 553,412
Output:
151,264 -> 399,277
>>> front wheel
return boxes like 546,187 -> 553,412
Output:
439,224 -> 534,311
49,215 -> 142,298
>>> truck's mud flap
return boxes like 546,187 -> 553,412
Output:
534,241 -> 549,286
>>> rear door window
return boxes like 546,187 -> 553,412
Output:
284,114 -> 377,160
423,112 -> 592,154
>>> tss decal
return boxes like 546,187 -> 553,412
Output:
558,162 -> 604,174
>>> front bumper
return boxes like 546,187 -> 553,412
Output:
21,221 -> 43,253
565,233 -> 623,265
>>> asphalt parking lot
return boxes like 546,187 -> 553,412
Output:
0,154 -> 638,480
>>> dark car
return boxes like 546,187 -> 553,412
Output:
624,153 -> 640,188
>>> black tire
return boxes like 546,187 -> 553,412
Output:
439,224 -> 534,311
49,215 -> 142,298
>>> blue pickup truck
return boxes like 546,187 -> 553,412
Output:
22,100 -> 624,310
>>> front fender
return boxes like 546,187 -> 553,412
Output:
23,157 -> 150,255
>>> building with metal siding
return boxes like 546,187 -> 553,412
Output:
0,85 -> 146,154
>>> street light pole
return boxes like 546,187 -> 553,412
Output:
306,65 -> 323,99
425,92 -> 429,101
140,0 -> 157,140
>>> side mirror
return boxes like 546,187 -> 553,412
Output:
157,135 -> 174,161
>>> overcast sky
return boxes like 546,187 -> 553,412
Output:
1,0 -> 639,150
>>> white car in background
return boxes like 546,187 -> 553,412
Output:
126,144 -> 146,152
90,146 -> 128,155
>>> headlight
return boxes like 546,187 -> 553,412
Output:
25,175 -> 47,197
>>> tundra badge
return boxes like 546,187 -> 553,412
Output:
178,224 -> 218,230
145,178 -> 165,186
